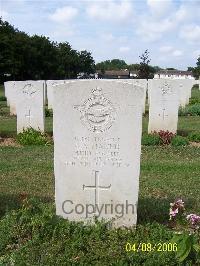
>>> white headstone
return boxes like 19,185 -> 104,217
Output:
4,81 -> 16,113
53,80 -> 144,227
179,80 -> 194,107
46,80 -> 67,109
4,81 -> 11,106
16,81 -> 44,133
131,79 -> 147,113
148,79 -> 180,134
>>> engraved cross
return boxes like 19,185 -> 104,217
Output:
159,108 -> 168,121
83,170 -> 111,206
25,109 -> 33,126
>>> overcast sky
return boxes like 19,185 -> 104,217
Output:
1,0 -> 200,69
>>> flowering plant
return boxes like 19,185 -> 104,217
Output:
169,199 -> 200,263
158,130 -> 175,145
169,199 -> 185,220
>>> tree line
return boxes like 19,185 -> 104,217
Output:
0,18 -> 95,83
1,18 -> 199,83
96,51 -> 162,79
96,53 -> 200,80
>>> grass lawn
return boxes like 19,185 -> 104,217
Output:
0,145 -> 199,265
0,84 -> 199,265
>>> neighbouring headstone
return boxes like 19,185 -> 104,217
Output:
4,80 -> 46,116
179,80 -> 194,107
46,80 -> 67,109
4,81 -> 10,106
148,79 -> 180,134
53,80 -> 144,227
16,81 -> 44,133
131,79 -> 147,113
4,81 -> 16,113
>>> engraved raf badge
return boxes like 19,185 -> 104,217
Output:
74,87 -> 116,133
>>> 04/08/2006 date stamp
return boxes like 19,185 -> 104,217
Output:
125,242 -> 178,252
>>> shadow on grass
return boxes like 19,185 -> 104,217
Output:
138,196 -> 197,225
177,129 -> 191,137
137,197 -> 170,225
0,193 -> 53,218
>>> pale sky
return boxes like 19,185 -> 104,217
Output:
1,0 -> 200,69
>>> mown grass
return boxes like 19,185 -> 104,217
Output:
0,145 -> 199,265
0,146 -> 199,219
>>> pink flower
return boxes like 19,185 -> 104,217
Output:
186,214 -> 200,229
170,208 -> 178,218
169,199 -> 185,220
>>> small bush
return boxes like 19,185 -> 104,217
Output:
188,132 -> 200,143
171,136 -> 189,147
189,98 -> 200,105
179,104 -> 200,116
142,133 -> 160,146
158,130 -> 175,145
45,108 -> 53,117
0,96 -> 7,101
17,128 -> 50,146
178,107 -> 186,116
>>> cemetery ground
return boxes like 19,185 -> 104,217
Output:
0,85 -> 200,265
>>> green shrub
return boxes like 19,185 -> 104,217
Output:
171,136 -> 189,147
0,96 -> 7,101
188,132 -> 200,143
189,98 -> 200,105
0,96 -> 6,101
17,128 -> 50,146
142,133 -> 160,146
179,104 -> 200,116
45,108 -> 53,117
190,86 -> 200,105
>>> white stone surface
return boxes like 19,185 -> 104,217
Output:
178,80 -> 194,107
131,79 -> 147,113
4,81 -> 16,113
4,81 -> 11,106
4,80 -> 46,116
53,80 -> 144,227
16,81 -> 44,133
46,80 -> 67,109
148,79 -> 180,134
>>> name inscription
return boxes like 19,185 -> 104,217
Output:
66,136 -> 130,168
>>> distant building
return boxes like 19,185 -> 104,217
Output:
96,70 -> 139,79
96,70 -> 130,79
77,73 -> 97,79
77,70 -> 139,79
129,71 -> 138,78
154,70 -> 194,79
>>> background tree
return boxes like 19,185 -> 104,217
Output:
78,50 -> 95,74
137,50 -> 154,79
96,59 -> 127,71
187,67 -> 194,72
0,18 -> 95,82
166,68 -> 176,70
127,64 -> 140,71
192,56 -> 200,79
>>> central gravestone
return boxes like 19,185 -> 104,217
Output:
53,80 -> 144,227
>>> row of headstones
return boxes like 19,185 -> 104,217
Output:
3,79 -> 200,227
4,79 -> 199,134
